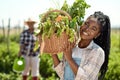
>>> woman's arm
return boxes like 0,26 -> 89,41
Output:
51,54 -> 60,67
63,42 -> 79,76
51,54 -> 64,79
64,49 -> 79,76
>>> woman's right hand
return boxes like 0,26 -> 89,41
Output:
63,42 -> 74,60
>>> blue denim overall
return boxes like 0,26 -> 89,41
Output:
64,58 -> 81,80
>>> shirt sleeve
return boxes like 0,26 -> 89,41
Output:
75,48 -> 105,80
53,61 -> 64,80
20,32 -> 24,45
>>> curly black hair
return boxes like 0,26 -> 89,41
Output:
90,11 -> 111,80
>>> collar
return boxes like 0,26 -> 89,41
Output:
85,40 -> 94,49
77,40 -> 94,50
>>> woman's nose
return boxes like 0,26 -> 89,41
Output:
84,26 -> 89,31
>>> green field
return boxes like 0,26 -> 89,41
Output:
0,28 -> 120,80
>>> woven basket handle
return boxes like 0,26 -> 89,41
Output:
41,9 -> 72,22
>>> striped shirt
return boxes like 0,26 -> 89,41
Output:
20,29 -> 40,56
54,41 -> 104,80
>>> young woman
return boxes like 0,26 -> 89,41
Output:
51,11 -> 111,80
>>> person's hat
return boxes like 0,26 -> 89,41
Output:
24,18 -> 36,25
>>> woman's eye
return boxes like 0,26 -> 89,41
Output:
85,22 -> 87,25
91,27 -> 97,31
92,29 -> 95,31
85,22 -> 89,27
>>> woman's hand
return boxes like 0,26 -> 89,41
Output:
63,42 -> 79,76
63,42 -> 74,60
51,54 -> 58,59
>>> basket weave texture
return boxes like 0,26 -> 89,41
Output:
39,9 -> 76,54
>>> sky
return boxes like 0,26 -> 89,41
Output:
0,0 -> 120,28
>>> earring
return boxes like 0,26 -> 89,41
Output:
94,36 -> 98,39
95,33 -> 101,39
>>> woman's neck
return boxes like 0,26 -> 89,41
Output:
78,39 -> 92,48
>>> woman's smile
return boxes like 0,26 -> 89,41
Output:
83,31 -> 89,36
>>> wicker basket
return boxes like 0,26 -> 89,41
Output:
39,9 -> 77,54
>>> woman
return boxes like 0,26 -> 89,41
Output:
51,11 -> 111,80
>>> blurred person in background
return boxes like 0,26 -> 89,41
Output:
18,18 -> 40,80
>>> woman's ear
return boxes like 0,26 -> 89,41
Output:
95,33 -> 100,39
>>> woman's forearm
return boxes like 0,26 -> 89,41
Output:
66,57 -> 79,76
51,54 -> 60,67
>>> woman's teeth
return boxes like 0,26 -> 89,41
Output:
83,32 -> 88,36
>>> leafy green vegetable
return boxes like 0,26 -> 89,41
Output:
34,0 -> 90,50
61,0 -> 90,26
35,10 -> 76,43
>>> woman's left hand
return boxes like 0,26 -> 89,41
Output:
63,42 -> 74,60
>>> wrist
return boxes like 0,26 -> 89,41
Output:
64,54 -> 72,61
66,57 -> 74,64
51,54 -> 58,59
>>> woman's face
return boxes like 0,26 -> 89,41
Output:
80,17 -> 101,40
